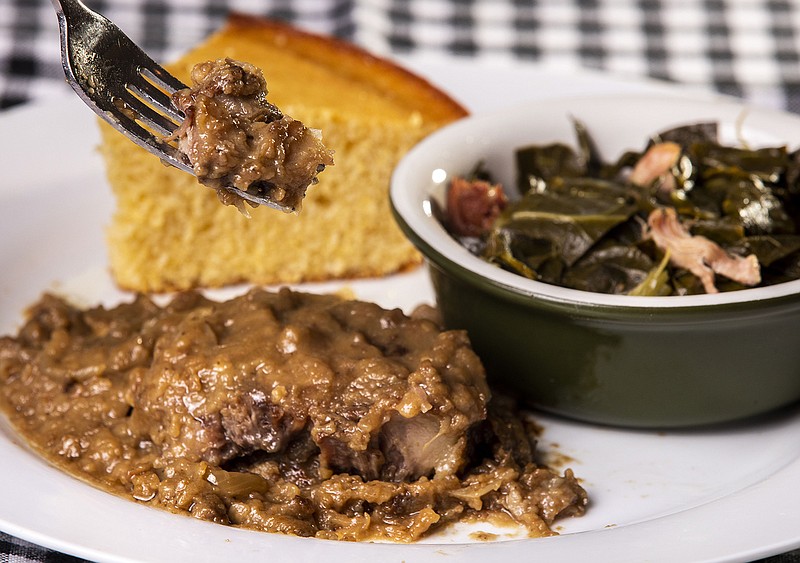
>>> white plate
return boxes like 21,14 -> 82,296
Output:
2,58 -> 800,563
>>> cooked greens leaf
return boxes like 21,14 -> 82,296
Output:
491,180 -> 637,267
563,244 -> 657,295
726,234 -> 800,267
516,143 -> 587,194
655,122 -> 718,148
444,118 -> 800,295
628,250 -> 673,296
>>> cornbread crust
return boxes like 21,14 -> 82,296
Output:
100,15 -> 467,292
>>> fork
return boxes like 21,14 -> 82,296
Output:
51,0 -> 276,207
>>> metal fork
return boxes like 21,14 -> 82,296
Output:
51,0 -> 275,207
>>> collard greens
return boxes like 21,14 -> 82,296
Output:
446,120 -> 800,295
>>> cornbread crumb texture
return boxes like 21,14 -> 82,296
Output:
101,15 -> 467,291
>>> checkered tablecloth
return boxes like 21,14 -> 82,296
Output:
2,0 -> 800,561
4,0 -> 800,112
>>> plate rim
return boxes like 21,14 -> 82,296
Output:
2,62 -> 800,563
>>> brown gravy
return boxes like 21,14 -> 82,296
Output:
169,58 -> 334,212
0,288 -> 586,542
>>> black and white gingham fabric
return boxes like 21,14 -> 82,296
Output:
3,0 -> 800,561
4,0 -> 800,112
0,531 -> 85,563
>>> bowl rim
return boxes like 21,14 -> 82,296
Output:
390,94 -> 800,310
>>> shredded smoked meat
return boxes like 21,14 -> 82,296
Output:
0,288 -> 586,542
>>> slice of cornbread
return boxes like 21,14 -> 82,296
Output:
98,14 -> 467,292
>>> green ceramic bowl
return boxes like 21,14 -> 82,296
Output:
390,95 -> 800,428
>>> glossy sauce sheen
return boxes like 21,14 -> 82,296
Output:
170,58 -> 334,211
0,288 -> 586,541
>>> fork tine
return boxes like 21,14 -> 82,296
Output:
110,110 -> 191,172
51,1 -> 282,210
128,78 -> 184,123
154,141 -> 192,171
117,90 -> 180,137
141,64 -> 187,94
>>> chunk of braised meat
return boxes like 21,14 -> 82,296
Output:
628,141 -> 682,193
446,175 -> 508,237
127,289 -> 490,482
169,58 -> 334,212
647,207 -> 761,293
0,289 -> 588,541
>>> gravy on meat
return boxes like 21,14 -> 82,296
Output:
169,58 -> 334,212
0,288 -> 587,542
